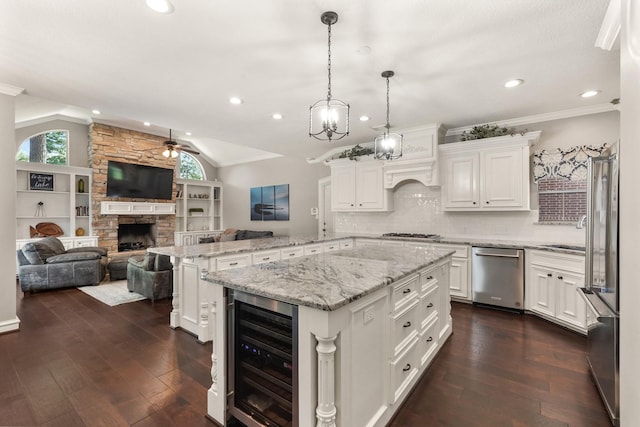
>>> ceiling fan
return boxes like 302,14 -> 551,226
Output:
162,129 -> 200,158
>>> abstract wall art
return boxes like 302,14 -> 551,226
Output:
250,184 -> 289,221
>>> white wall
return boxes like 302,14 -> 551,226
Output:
0,91 -> 20,333
334,112 -> 619,244
620,1 -> 639,423
217,156 -> 329,237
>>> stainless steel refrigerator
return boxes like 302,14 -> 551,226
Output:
578,142 -> 619,426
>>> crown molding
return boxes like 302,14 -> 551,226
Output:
0,82 -> 25,97
15,113 -> 92,129
445,104 -> 617,136
595,0 -> 620,51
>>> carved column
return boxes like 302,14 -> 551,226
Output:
315,334 -> 337,427
169,256 -> 180,328
209,300 -> 218,393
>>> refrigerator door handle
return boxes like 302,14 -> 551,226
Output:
579,288 -> 616,320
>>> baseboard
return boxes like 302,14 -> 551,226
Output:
0,317 -> 21,334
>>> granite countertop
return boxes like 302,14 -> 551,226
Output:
201,245 -> 453,311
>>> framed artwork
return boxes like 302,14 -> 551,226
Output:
251,184 -> 289,221
29,173 -> 54,191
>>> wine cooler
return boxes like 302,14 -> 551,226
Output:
227,290 -> 298,427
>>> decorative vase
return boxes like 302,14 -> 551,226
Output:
77,178 -> 85,193
75,227 -> 85,236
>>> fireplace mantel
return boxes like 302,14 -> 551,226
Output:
101,201 -> 176,215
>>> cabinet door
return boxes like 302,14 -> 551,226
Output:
355,162 -> 386,210
331,164 -> 356,211
555,270 -> 586,329
441,153 -> 479,209
448,257 -> 469,300
481,148 -> 524,208
527,265 -> 555,317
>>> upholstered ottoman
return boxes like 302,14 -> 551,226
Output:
107,258 -> 128,281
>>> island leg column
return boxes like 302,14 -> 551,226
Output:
315,334 -> 337,427
170,256 -> 181,328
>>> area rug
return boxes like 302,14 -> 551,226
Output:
78,280 -> 147,306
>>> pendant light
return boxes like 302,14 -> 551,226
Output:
309,11 -> 350,141
374,70 -> 403,160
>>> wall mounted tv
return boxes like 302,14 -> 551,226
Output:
106,160 -> 174,200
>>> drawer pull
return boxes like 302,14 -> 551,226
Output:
402,289 -> 411,294
558,276 -> 563,280
427,275 -> 433,280
427,302 -> 433,308
426,336 -> 433,342
403,321 -> 411,328
263,257 -> 270,261
547,273 -> 553,277
403,364 -> 411,372
289,253 -> 296,257
230,262 -> 238,266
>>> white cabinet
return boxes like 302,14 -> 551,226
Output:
439,131 -> 540,211
329,159 -> 392,212
526,249 -> 586,333
175,178 -> 223,236
16,162 -> 94,240
405,242 -> 471,302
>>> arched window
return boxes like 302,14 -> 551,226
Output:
16,130 -> 69,165
179,152 -> 205,180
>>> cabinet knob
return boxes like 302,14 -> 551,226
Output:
486,201 -> 490,204
547,273 -> 553,277
359,203 -> 363,206
403,364 -> 412,372
558,276 -> 563,280
403,321 -> 411,328
473,201 -> 477,205
427,302 -> 433,308
350,204 -> 354,207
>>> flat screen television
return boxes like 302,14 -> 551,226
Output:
106,160 -> 174,200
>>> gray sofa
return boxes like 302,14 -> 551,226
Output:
17,236 -> 108,293
126,252 -> 173,302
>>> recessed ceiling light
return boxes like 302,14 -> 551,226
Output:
272,113 -> 283,120
580,90 -> 601,98
229,97 -> 243,105
504,79 -> 524,88
146,0 -> 174,14
185,132 -> 192,136
359,115 -> 370,122
143,122 -> 151,126
91,109 -> 101,115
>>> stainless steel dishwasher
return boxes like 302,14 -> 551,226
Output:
472,247 -> 524,311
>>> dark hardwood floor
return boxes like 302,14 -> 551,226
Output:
1,284 -> 610,426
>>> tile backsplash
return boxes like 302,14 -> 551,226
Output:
333,182 -> 585,244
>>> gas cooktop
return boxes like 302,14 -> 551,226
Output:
381,233 -> 440,239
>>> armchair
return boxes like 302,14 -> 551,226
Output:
17,236 -> 108,292
126,253 -> 173,302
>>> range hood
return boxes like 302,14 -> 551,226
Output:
383,157 -> 438,188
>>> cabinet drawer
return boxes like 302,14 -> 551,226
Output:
391,274 -> 420,311
252,250 -> 281,265
339,239 -> 353,249
323,241 -> 341,252
281,247 -> 304,259
420,268 -> 438,294
380,240 -> 405,247
304,244 -> 323,255
419,316 -> 439,367
419,285 -> 439,329
216,254 -> 251,271
389,336 -> 419,404
432,244 -> 469,258
390,300 -> 419,357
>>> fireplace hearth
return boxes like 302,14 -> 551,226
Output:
117,223 -> 156,252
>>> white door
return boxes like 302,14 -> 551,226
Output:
318,177 -> 334,238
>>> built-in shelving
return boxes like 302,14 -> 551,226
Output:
174,178 -> 223,245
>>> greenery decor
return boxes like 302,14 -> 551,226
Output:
336,144 -> 374,160
460,124 -> 527,141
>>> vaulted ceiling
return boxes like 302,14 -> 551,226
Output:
1,0 -> 619,166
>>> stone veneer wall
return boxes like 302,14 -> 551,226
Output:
89,123 -> 177,255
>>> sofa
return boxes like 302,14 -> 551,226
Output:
126,252 -> 173,302
16,236 -> 108,292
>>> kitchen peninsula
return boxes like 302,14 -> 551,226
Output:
150,240 -> 453,427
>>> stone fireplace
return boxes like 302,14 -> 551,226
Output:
89,123 -> 177,255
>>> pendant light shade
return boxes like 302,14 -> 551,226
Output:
374,70 -> 403,160
309,11 -> 350,141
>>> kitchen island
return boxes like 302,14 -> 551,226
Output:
155,242 -> 453,426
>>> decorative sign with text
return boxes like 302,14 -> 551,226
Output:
29,173 -> 54,191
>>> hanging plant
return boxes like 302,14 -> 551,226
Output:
336,144 -> 374,160
460,124 -> 528,141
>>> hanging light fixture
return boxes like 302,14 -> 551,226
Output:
374,70 -> 403,160
309,11 -> 349,141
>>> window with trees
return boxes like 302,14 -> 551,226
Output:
179,152 -> 205,180
16,130 -> 69,165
